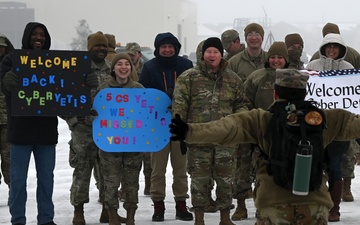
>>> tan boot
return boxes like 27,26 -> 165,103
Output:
108,208 -> 121,225
126,208 -> 136,225
194,209 -> 205,225
219,209 -> 235,225
329,180 -> 343,222
231,198 -> 247,221
72,204 -> 86,225
100,204 -> 126,223
204,189 -> 218,213
144,176 -> 151,195
342,178 -> 354,202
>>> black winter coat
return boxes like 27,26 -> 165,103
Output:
0,22 -> 58,145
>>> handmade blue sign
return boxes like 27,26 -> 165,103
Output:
92,88 -> 172,152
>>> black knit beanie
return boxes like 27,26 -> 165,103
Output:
202,37 -> 224,57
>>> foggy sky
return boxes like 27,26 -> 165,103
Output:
191,0 -> 360,25
2,0 -> 360,55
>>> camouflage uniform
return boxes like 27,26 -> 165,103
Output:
256,204 -> 328,225
227,48 -> 267,81
181,69 -> 360,224
64,60 -> 111,206
341,141 -> 357,179
96,77 -> 144,210
0,106 -> 10,186
233,68 -> 278,199
227,48 -> 267,204
0,34 -> 14,186
172,58 -> 248,210
126,42 -> 143,82
223,44 -> 245,61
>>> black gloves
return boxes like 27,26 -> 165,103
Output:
169,114 -> 188,141
86,73 -> 98,88
169,114 -> 189,155
3,71 -> 18,92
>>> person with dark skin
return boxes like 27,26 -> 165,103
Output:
0,22 -> 57,225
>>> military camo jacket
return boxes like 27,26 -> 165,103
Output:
185,104 -> 360,209
172,59 -> 248,126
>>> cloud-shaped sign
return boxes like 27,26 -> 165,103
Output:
92,88 -> 172,152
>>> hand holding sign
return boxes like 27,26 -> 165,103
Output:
92,88 -> 172,152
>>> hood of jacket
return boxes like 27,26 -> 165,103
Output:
319,33 -> 347,60
153,32 -> 181,58
21,22 -> 51,50
0,33 -> 15,55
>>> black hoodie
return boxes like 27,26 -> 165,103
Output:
0,22 -> 58,145
139,32 -> 193,97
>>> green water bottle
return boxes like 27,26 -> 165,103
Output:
292,142 -> 313,196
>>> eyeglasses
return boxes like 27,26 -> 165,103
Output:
246,32 -> 261,38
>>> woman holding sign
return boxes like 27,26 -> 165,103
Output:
94,53 -> 143,225
306,33 -> 354,222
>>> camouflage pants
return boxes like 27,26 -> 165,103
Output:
341,140 -> 358,179
232,143 -> 258,198
99,150 -> 142,210
69,123 -> 104,206
187,145 -> 236,210
0,124 -> 10,185
256,204 -> 329,225
142,152 -> 152,178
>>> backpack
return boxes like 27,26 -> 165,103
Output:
264,100 -> 327,191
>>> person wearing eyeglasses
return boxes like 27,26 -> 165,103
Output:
227,22 -> 268,221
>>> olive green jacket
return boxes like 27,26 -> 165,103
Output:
185,105 -> 360,209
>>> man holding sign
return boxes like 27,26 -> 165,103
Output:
0,22 -> 57,225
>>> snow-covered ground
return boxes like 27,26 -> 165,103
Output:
0,118 -> 360,225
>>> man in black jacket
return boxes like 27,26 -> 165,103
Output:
0,22 -> 57,225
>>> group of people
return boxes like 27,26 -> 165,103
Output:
0,20 -> 359,225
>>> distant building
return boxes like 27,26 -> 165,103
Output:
0,2 -> 34,48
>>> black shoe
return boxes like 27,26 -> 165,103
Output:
152,201 -> 165,222
175,200 -> 193,221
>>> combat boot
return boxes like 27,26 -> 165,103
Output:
194,209 -> 205,225
219,209 -> 235,225
152,200 -> 165,221
126,208 -> 136,225
144,176 -> 151,195
108,208 -> 121,225
100,204 -> 127,223
72,204 -> 85,225
231,198 -> 247,220
329,180 -> 343,222
99,204 -> 109,223
204,190 -> 218,213
175,200 -> 193,221
342,178 -> 354,202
